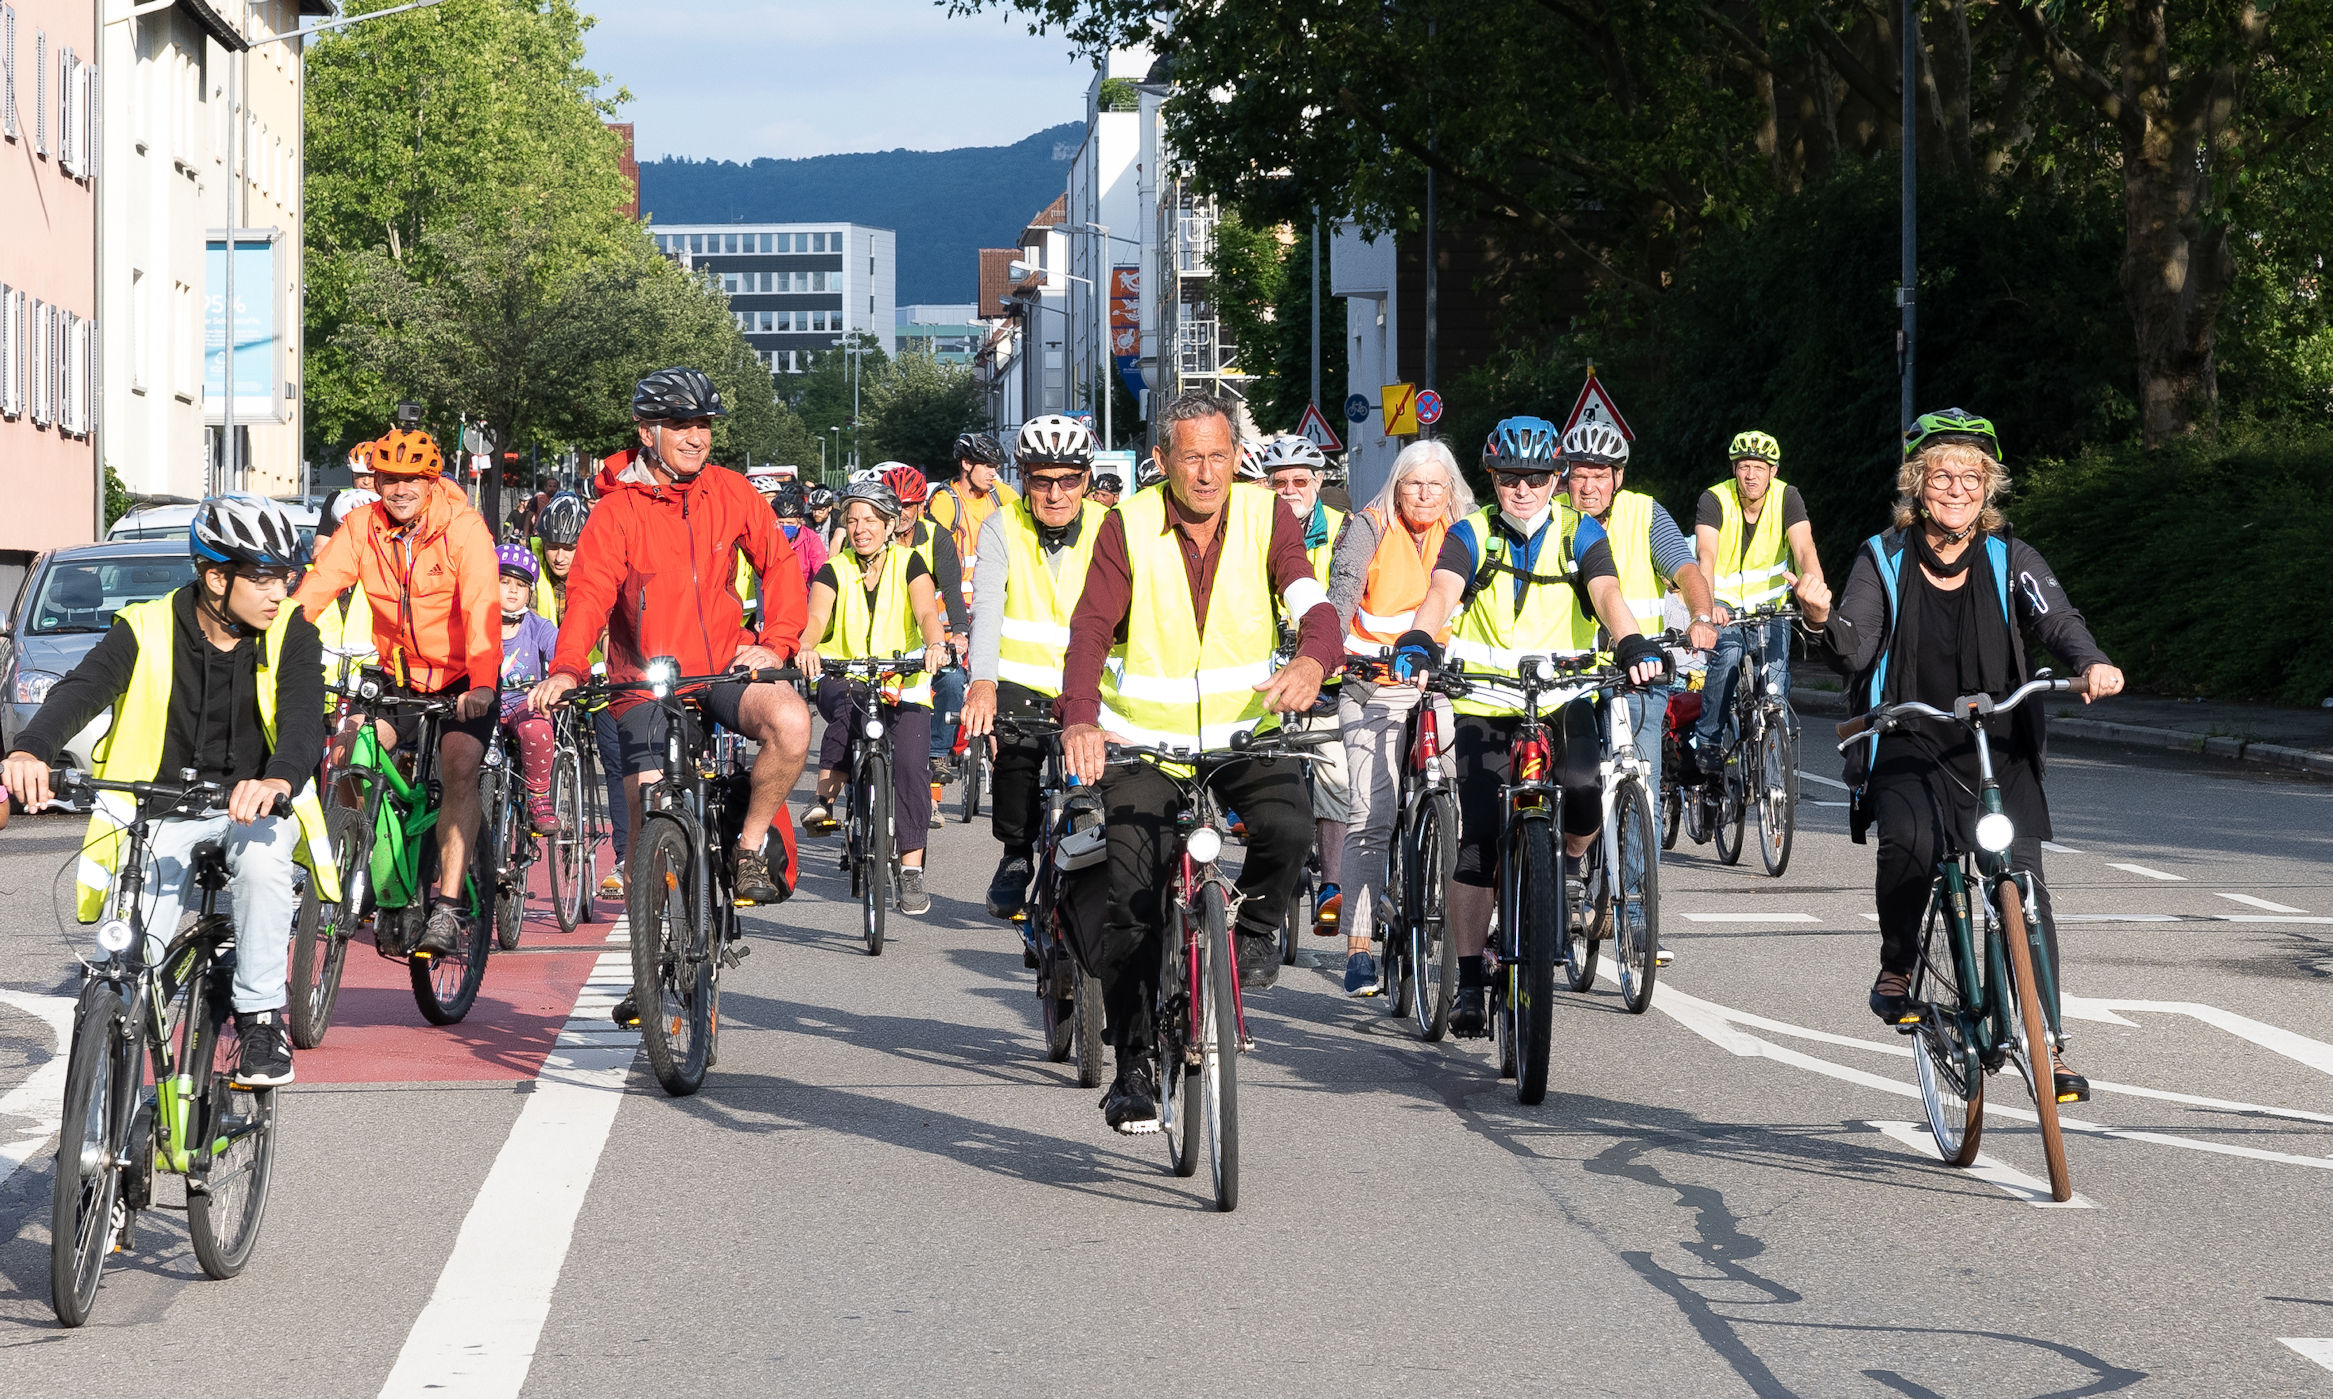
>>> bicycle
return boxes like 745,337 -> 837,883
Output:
561,660 -> 792,1097
544,702 -> 607,934
956,720 -> 988,825
1837,674 -> 2088,1202
287,674 -> 496,1046
998,714 -> 1106,1088
1562,644 -> 1676,1015
49,770 -> 289,1327
1105,726 -> 1337,1212
1343,652 -> 1461,1041
822,655 -> 925,957
1694,603 -> 1801,874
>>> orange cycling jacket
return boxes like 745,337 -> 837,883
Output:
294,477 -> 501,693
551,455 -> 805,708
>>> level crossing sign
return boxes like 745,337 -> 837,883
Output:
1564,367 -> 1635,441
1294,402 -> 1344,453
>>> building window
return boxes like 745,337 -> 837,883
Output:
129,267 -> 146,392
173,280 -> 194,400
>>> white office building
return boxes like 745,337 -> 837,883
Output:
1061,49 -> 1152,449
649,222 -> 896,373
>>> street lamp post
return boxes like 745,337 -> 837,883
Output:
1011,258 -> 1101,448
1898,0 -> 1919,441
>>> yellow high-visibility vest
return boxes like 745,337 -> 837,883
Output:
1446,507 -> 1599,718
77,594 -> 340,921
1710,477 -> 1791,609
1594,489 -> 1667,637
993,500 -> 1104,698
822,541 -> 932,706
1097,487 -> 1281,750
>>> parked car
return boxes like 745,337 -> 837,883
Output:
110,499 -> 319,555
1,540 -> 197,770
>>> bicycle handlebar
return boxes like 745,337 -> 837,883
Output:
1835,674 -> 2090,745
819,655 -> 926,679
561,665 -> 801,706
52,767 -> 293,820
1104,726 -> 1339,772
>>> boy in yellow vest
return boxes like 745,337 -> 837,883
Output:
3,497 -> 331,1088
1688,430 -> 1827,777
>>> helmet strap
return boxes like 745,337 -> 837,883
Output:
197,566 -> 264,640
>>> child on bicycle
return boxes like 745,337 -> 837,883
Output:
496,544 -> 561,835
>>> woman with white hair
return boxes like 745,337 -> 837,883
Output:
1319,439 -> 1478,997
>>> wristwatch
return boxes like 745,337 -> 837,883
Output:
1691,612 -> 1713,626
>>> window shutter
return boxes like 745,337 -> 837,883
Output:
28,298 -> 45,425
0,284 -> 13,418
33,26 -> 43,156
58,46 -> 74,175
3,7 -> 17,142
81,59 -> 94,183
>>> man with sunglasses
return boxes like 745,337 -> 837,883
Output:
1687,430 -> 1827,779
961,415 -> 1105,920
1393,416 -> 1669,1037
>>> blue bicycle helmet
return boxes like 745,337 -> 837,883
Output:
1483,416 -> 1562,474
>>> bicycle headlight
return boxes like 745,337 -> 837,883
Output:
1974,812 -> 2015,854
863,716 -> 885,740
644,656 -> 678,698
95,918 -> 134,955
1186,826 -> 1223,865
1764,679 -> 1782,697
358,678 -> 381,701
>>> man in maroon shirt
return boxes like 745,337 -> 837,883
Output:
1058,390 -> 1344,1134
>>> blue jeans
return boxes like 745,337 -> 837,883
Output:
135,812 -> 300,1013
1621,684 -> 1670,795
1693,617 -> 1791,753
930,665 -> 968,761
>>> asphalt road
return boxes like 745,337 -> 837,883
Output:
0,729 -> 2328,1397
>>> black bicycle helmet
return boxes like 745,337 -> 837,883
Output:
771,480 -> 808,518
953,431 -> 1004,466
631,367 -> 727,422
537,491 -> 588,548
1093,472 -> 1124,495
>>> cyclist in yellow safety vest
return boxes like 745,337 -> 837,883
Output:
2,496 -> 332,1090
1395,417 -> 1668,1040
315,489 -> 379,701
878,462 -> 974,808
1059,389 -> 1345,1136
797,478 -> 951,915
959,416 -> 1100,924
1688,430 -> 1827,778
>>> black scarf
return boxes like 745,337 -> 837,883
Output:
1893,526 -> 2016,705
1913,520 -> 1976,577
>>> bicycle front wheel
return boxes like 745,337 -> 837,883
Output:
1660,778 -> 1681,850
1713,749 -> 1748,866
1509,818 -> 1561,1105
188,980 -> 277,1279
959,738 -> 986,823
1193,881 -> 1240,1212
2000,884 -> 2073,1202
50,985 -> 131,1327
291,806 -> 370,1048
482,764 -> 524,951
1410,791 -> 1458,1041
1613,778 -> 1662,1014
1073,959 -> 1105,1090
549,745 -> 588,934
862,751 -> 891,956
630,816 -> 711,1096
1911,889 -> 1983,1167
1755,713 -> 1796,877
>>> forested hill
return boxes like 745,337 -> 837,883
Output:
637,122 -> 1084,305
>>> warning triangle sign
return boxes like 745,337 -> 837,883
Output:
1564,371 -> 1635,441
1295,402 -> 1345,454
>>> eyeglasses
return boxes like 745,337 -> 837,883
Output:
241,569 -> 296,590
1397,477 -> 1448,495
1925,471 -> 1987,495
1024,474 -> 1086,495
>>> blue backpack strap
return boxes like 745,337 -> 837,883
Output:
1987,534 -> 2011,622
1863,534 -> 1901,710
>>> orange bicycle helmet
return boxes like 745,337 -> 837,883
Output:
348,441 -> 376,474
370,427 -> 445,478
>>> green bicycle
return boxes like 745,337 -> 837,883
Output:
287,672 -> 496,1046
50,769 -> 286,1327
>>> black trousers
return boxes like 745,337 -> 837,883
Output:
987,680 -> 1055,853
1869,748 -> 2057,978
1451,700 -> 1604,888
1065,755 -> 1309,1054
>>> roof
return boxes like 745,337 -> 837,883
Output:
1021,194 -> 1067,243
978,249 -> 1025,316
175,0 -> 250,51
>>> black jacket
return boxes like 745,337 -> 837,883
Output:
15,587 -> 326,803
1814,526 -> 2109,840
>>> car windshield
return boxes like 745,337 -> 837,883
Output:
25,558 -> 194,635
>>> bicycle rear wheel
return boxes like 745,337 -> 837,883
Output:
1278,869 -> 1308,966
293,805 -> 370,1048
1911,890 -> 1983,1167
631,816 -> 711,1096
1410,791 -> 1458,1041
410,837 -> 492,1025
1660,779 -> 1681,850
1073,960 -> 1105,1090
480,764 -> 524,951
1562,843 -> 1600,995
1613,778 -> 1661,1015
50,985 -> 130,1327
188,973 -> 276,1280
1509,818 -> 1561,1105
1755,715 -> 1796,877
549,746 -> 588,935
1194,882 -> 1240,1211
1713,748 -> 1748,865
862,751 -> 891,956
2000,884 -> 2073,1201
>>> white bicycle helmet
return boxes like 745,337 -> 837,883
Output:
1136,457 -> 1166,488
329,488 -> 381,527
744,464 -> 785,495
1235,437 -> 1268,481
190,494 -> 306,569
1563,420 -> 1630,468
1257,434 -> 1327,476
1015,414 -> 1096,468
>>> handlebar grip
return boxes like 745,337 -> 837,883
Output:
739,666 -> 800,684
2062,674 -> 2091,697
268,792 -> 295,819
1835,712 -> 1876,742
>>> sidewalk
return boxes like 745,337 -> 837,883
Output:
1791,681 -> 2333,779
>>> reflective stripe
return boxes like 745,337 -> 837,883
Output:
1447,636 -> 1592,673
998,615 -> 1071,647
995,499 -> 1103,701
1107,660 -> 1272,702
1710,477 -> 1792,609
1097,489 -> 1280,747
1096,701 -> 1263,754
1282,576 -> 1328,618
1356,605 -> 1416,634
995,656 -> 1065,690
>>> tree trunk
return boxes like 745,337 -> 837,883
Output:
2120,154 -> 2229,443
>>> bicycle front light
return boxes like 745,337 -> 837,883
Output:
95,919 -> 134,955
1974,812 -> 2016,854
863,716 -> 885,739
644,656 -> 679,699
1186,826 -> 1223,865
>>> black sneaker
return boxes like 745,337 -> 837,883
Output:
734,845 -> 788,905
1869,970 -> 1918,1026
1451,985 -> 1488,1038
611,990 -> 640,1028
986,856 -> 1033,920
1101,1061 -> 1161,1135
1236,926 -> 1280,990
898,868 -> 932,915
232,1010 -> 294,1087
415,901 -> 465,958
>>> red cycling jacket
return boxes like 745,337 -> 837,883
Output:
551,454 -> 805,709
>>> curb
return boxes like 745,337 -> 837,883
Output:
1789,689 -> 2333,780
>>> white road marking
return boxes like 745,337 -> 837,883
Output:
2214,892 -> 2307,914
1681,913 -> 1819,923
2282,1339 -> 2333,1374
2216,915 -> 2333,925
1869,1120 -> 2095,1208
2042,840 -> 2081,854
1797,770 -> 1851,792
2108,861 -> 2184,881
2058,913 -> 2181,922
380,925 -> 639,1399
1860,912 -> 1880,921
0,989 -> 76,1192
2068,998 -> 2333,1080
1809,800 -> 1850,807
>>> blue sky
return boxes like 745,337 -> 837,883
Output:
582,0 -> 1096,162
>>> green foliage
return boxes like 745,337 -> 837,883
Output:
1210,214 -> 1347,436
864,353 -> 989,475
2014,429 -> 2333,704
1097,77 -> 1138,113
782,335 -> 891,471
102,467 -> 135,528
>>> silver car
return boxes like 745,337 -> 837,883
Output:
2,540 -> 197,769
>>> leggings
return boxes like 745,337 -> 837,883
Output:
1451,700 -> 1604,887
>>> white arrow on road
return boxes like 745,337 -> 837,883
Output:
0,989 -> 76,1193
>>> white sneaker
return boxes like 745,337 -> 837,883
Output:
1655,945 -> 1676,967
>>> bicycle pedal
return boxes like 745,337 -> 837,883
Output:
1238,1036 -> 1256,1053
719,943 -> 751,969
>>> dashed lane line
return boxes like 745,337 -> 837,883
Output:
1868,1120 -> 2095,1208
2215,891 -> 2309,914
2042,840 -> 2082,854
1796,770 -> 1850,792
1680,913 -> 1819,923
2108,861 -> 2185,881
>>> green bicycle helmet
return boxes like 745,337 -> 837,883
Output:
1727,429 -> 1781,464
1904,408 -> 2002,463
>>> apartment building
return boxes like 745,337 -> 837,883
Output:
650,222 -> 897,373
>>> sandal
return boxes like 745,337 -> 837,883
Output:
1868,970 -> 1918,1026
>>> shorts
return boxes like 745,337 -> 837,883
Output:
386,681 -> 498,751
616,679 -> 749,776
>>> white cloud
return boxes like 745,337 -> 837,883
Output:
583,0 -> 1096,161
